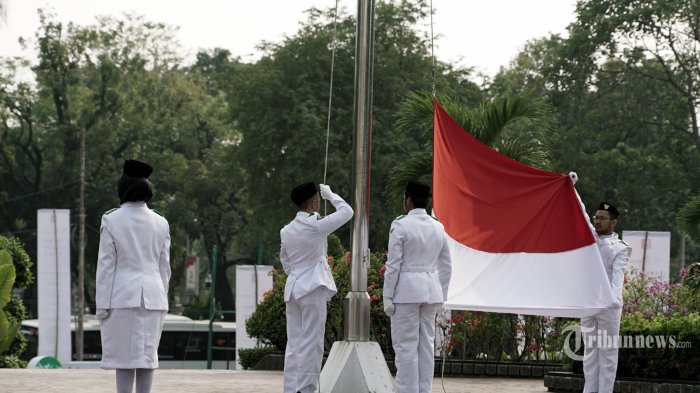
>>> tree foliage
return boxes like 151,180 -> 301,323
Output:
489,2 -> 700,265
385,91 -> 554,207
225,1 -> 482,253
0,3 -> 483,318
566,0 -> 700,151
2,0 -> 700,322
0,11 -> 241,317
678,194 -> 700,242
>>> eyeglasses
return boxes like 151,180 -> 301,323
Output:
592,216 -> 612,221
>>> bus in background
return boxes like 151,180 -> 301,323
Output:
21,314 -> 236,369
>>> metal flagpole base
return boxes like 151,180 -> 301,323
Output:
320,341 -> 395,393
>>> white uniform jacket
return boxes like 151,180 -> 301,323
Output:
96,202 -> 171,311
383,208 -> 452,303
597,233 -> 631,304
280,191 -> 353,302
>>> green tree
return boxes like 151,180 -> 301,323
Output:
226,2 -> 482,257
547,59 -> 698,232
385,92 -> 554,204
567,0 -> 700,151
491,32 -> 700,266
0,11 -> 243,317
488,36 -> 568,101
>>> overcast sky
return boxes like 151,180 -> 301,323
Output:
1,0 -> 578,77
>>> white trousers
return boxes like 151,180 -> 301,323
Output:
284,287 -> 328,393
581,307 -> 622,393
391,303 -> 439,393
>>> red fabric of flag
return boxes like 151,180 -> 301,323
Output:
432,99 -> 594,253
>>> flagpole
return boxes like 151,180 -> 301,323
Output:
345,0 -> 374,342
320,0 -> 393,390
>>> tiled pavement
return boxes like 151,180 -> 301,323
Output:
0,369 -> 549,392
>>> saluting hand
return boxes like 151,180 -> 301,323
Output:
319,184 -> 333,200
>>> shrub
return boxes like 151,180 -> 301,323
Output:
623,268 -> 698,317
0,355 -> 26,369
618,313 -> 700,380
443,311 -> 571,362
238,346 -> 277,370
0,236 -> 33,288
682,262 -> 700,293
245,269 -> 288,350
0,236 -> 34,369
567,269 -> 700,378
245,234 -> 392,354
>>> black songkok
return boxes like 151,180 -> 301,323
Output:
123,159 -> 153,179
597,202 -> 619,219
291,182 -> 317,206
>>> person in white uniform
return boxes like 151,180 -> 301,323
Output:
95,159 -> 171,393
383,181 -> 452,393
280,181 -> 353,393
582,202 -> 631,393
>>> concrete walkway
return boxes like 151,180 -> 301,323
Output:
0,369 -> 548,392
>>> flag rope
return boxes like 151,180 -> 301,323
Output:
323,0 -> 340,216
430,0 -> 436,97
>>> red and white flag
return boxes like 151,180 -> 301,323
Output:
432,100 -> 614,318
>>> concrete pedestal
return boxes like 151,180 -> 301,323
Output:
320,341 -> 395,393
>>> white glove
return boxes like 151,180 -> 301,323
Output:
568,171 -> 578,185
96,309 -> 110,320
437,303 -> 446,314
383,298 -> 396,317
319,184 -> 333,200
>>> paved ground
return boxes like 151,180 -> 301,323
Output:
0,369 -> 548,392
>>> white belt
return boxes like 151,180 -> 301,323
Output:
400,265 -> 435,272
290,259 -> 322,272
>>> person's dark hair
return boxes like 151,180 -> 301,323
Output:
406,194 -> 429,209
299,195 -> 317,211
405,180 -> 431,209
118,175 -> 154,204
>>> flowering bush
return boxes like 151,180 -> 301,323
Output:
623,268 -> 700,318
245,235 -> 392,353
440,311 -> 569,362
247,241 -> 700,368
245,267 -> 288,350
610,267 -> 700,380
440,268 -> 700,365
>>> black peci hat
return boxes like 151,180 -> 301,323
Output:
123,159 -> 153,179
597,202 -> 619,219
291,182 -> 318,206
405,181 -> 431,200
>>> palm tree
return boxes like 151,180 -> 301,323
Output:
677,196 -> 700,292
677,194 -> 700,242
385,91 -> 555,208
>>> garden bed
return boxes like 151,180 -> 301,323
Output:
254,352 -> 564,378
544,371 -> 700,392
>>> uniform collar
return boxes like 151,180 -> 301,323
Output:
408,208 -> 427,216
297,211 -> 318,218
121,201 -> 148,208
598,233 -> 619,242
